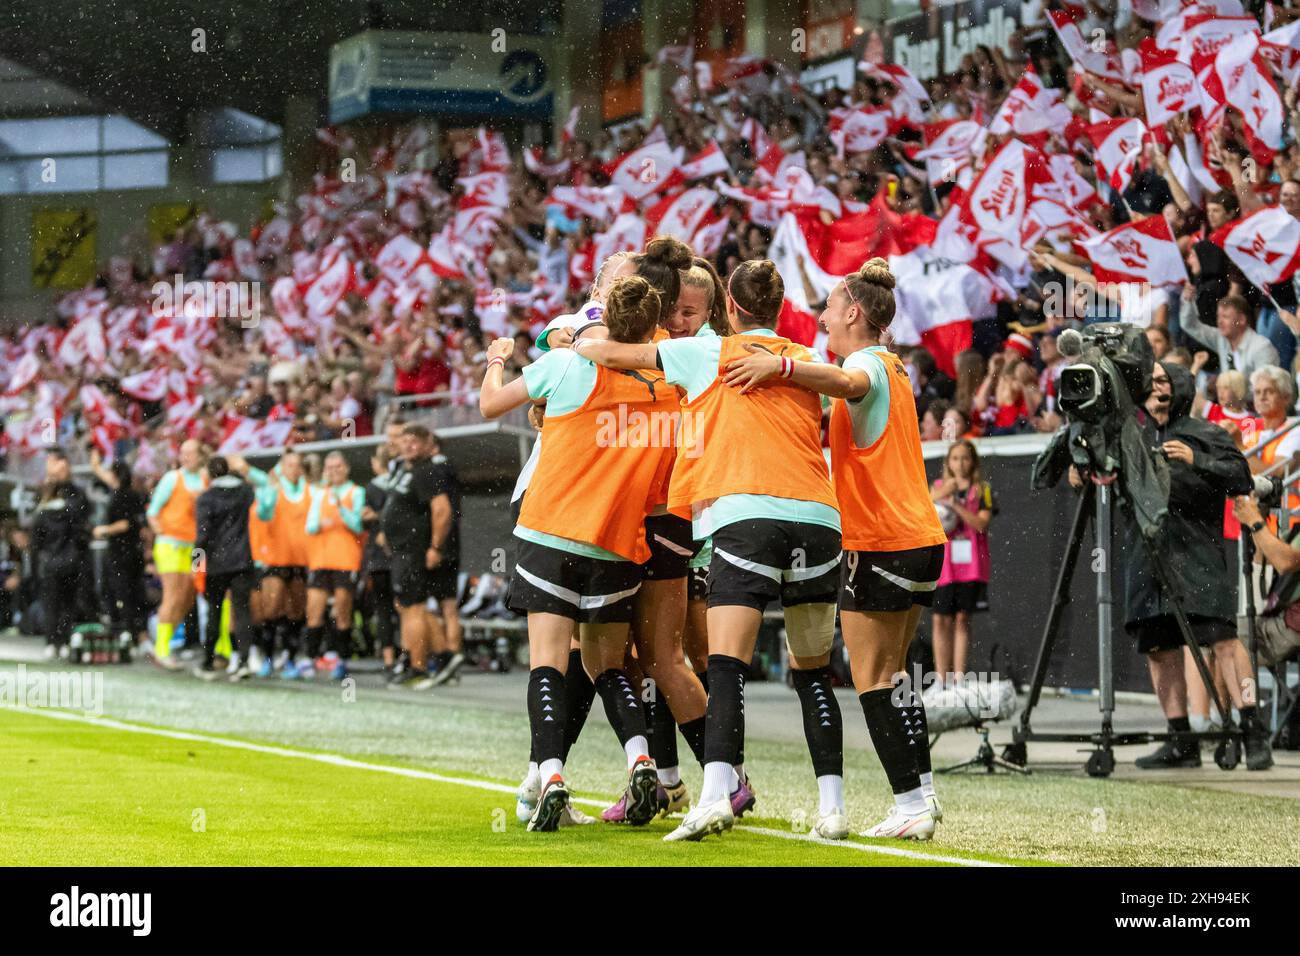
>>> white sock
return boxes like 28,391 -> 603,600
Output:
1189,714 -> 1211,734
701,761 -> 734,804
525,761 -> 539,784
539,758 -> 563,783
817,774 -> 845,815
657,766 -> 681,786
624,735 -> 649,768
920,771 -> 935,799
897,786 -> 928,816
228,652 -> 241,670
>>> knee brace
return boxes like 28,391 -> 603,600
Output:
783,602 -> 837,659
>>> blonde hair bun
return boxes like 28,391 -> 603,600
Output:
857,257 -> 895,290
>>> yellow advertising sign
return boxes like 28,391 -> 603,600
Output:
31,208 -> 98,290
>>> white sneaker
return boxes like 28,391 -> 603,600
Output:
43,644 -> 57,660
516,770 -> 541,824
663,797 -> 734,842
861,805 -> 936,841
247,645 -> 265,672
294,656 -> 315,680
813,809 -> 850,840
410,673 -> 438,691
228,664 -> 252,682
926,794 -> 943,823
558,803 -> 597,826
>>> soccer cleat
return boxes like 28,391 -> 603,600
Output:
657,781 -> 691,817
861,806 -> 936,841
527,775 -> 570,832
193,665 -> 220,682
430,651 -> 466,687
279,660 -> 301,680
388,668 -> 430,690
294,657 -> 316,680
730,774 -> 756,818
228,663 -> 252,682
516,770 -> 541,824
602,756 -> 659,826
149,651 -> 183,672
558,804 -> 597,827
813,810 -> 850,840
255,657 -> 273,678
1135,737 -> 1201,769
330,661 -> 349,681
926,794 -> 944,823
410,672 -> 438,691
663,797 -> 734,842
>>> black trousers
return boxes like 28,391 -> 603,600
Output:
103,558 -> 148,637
40,566 -> 80,647
203,569 -> 255,667
366,570 -> 398,650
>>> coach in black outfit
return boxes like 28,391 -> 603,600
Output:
381,423 -> 440,684
193,456 -> 258,680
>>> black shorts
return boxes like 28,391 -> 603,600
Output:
306,569 -> 360,592
390,552 -> 433,608
642,513 -> 699,581
1126,615 -> 1237,655
840,545 -> 944,613
508,539 -> 641,623
429,561 -> 461,602
688,564 -> 709,602
933,580 -> 988,616
708,519 -> 841,611
265,565 -> 306,582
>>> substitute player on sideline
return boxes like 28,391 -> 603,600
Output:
147,439 -> 208,669
305,451 -> 366,681
725,258 -> 947,840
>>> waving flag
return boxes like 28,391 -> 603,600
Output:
1261,20 -> 1300,84
1204,33 -> 1284,151
1080,214 -> 1188,287
989,70 -> 1072,138
643,188 -> 718,242
956,140 -> 1054,260
1139,40 -> 1199,126
524,147 -> 572,179
605,140 -> 684,200
679,141 -> 731,181
828,107 -> 891,156
5,353 -> 40,396
1209,207 -> 1300,290
1176,14 -> 1260,64
1048,10 -> 1125,80
219,416 -> 294,455
914,120 -> 985,187
375,234 -> 427,284
1085,117 -> 1147,192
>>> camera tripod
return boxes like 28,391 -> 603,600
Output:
1000,479 -> 1240,777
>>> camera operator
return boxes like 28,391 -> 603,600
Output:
1233,494 -> 1300,750
1078,361 -> 1270,769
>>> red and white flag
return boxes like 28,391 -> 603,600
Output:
375,234 -> 427,284
1139,40 -> 1200,126
914,119 -> 985,187
592,214 -> 648,278
1204,33 -> 1284,151
859,62 -> 930,105
1209,207 -> 1300,290
1080,214 -> 1189,287
218,416 -> 294,455
1176,14 -> 1260,64
457,171 -> 510,209
476,128 -> 511,172
643,187 -> 718,242
956,140 -> 1054,258
561,106 -> 580,143
989,70 -> 1072,137
119,367 -> 169,402
828,107 -> 891,156
1261,20 -> 1300,84
604,140 -> 683,200
692,215 -> 729,259
302,251 -> 353,320
4,353 -> 40,396
1086,117 -> 1147,192
679,141 -> 731,181
524,147 -> 572,179
1048,11 -> 1125,80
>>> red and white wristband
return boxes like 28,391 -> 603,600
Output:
486,357 -> 505,372
779,356 -> 794,379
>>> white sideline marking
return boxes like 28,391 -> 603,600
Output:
9,706 -> 1007,867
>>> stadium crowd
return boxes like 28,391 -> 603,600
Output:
0,0 -> 1299,748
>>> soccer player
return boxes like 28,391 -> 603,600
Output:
381,424 -> 441,688
575,259 -> 847,843
146,439 -> 208,669
724,258 -> 948,840
253,450 -> 312,676
361,448 -> 399,669
480,275 -> 676,832
305,452 -> 365,681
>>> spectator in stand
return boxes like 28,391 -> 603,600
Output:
920,400 -> 949,442
974,335 -> 1040,436
1145,326 -> 1171,362
1178,286 -> 1279,395
930,440 -> 996,687
908,349 -> 955,421
395,323 -> 453,404
942,406 -> 979,441
952,349 -> 986,422
235,375 -> 273,420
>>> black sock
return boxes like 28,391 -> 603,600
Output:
436,650 -> 452,669
562,649 -> 596,762
860,688 -> 922,796
1239,705 -> 1260,730
678,716 -> 707,766
695,668 -> 709,694
648,689 -> 679,769
907,696 -> 932,777
790,666 -> 844,778
333,627 -> 351,658
703,655 -> 747,767
528,667 -> 566,766
593,668 -> 647,749
1169,716 -> 1192,733
305,625 -> 325,659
